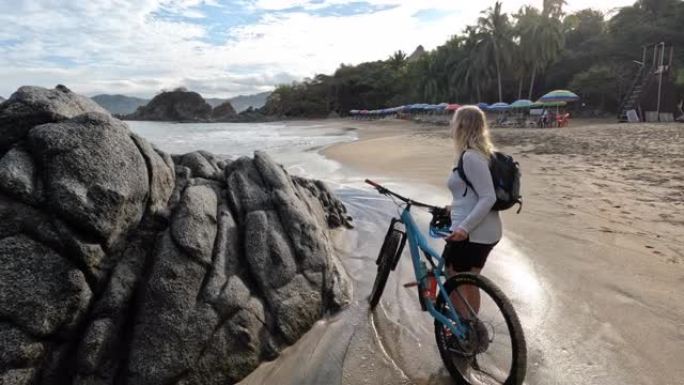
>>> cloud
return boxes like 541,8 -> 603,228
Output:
0,0 -> 635,99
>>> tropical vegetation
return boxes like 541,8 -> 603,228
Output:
263,0 -> 684,117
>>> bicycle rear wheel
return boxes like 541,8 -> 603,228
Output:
369,221 -> 404,309
434,273 -> 526,385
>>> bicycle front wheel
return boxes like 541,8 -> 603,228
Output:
434,273 -> 527,385
369,222 -> 403,309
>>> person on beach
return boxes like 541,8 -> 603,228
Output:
443,106 -> 501,322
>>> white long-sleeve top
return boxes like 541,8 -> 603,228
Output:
447,149 -> 502,244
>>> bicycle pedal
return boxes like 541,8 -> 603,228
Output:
403,281 -> 418,288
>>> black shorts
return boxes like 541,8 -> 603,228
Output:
442,240 -> 497,272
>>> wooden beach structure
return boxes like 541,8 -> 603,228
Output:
618,42 -> 679,122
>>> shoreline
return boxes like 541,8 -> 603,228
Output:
319,118 -> 684,384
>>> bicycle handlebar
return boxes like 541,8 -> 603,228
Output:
365,179 -> 441,211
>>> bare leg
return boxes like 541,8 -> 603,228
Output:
447,266 -> 482,320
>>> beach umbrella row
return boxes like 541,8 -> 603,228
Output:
348,90 -> 579,116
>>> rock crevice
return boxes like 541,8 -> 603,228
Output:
0,86 -> 352,385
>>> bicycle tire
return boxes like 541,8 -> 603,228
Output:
434,273 -> 526,385
369,227 -> 402,309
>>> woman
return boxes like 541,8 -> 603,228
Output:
443,105 -> 501,322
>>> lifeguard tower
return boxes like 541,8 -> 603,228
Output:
618,42 -> 679,122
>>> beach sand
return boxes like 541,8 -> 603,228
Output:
322,118 -> 684,384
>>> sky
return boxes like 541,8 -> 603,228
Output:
0,0 -> 635,98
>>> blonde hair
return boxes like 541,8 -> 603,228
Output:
450,105 -> 495,158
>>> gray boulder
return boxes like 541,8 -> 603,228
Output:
130,133 -> 175,217
0,235 -> 92,337
0,85 -> 352,385
0,85 -> 107,153
170,185 -> 218,265
177,151 -> 221,180
28,112 -> 149,249
0,144 -> 42,205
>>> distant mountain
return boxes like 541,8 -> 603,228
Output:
408,45 -> 426,62
204,92 -> 271,112
126,90 -> 212,122
227,92 -> 271,113
204,98 -> 227,108
92,90 -> 271,116
92,94 -> 149,115
0,96 -> 5,102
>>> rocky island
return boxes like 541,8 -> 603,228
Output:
211,100 -> 238,121
0,85 -> 352,385
126,88 -> 214,122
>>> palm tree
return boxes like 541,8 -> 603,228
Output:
515,6 -> 541,99
423,52 -> 446,102
441,36 -> 464,101
515,4 -> 564,99
387,50 -> 408,70
478,1 -> 514,102
543,0 -> 567,19
452,27 -> 490,102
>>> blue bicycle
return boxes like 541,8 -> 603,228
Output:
366,179 -> 526,385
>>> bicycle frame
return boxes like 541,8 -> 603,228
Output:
400,204 -> 470,339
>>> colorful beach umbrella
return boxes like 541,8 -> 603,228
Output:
538,90 -> 579,103
446,103 -> 461,111
477,102 -> 490,111
489,102 -> 511,111
531,101 -> 567,108
510,99 -> 534,109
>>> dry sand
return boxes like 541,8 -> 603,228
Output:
322,118 -> 684,384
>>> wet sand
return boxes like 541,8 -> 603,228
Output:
240,119 -> 684,385
323,119 -> 684,384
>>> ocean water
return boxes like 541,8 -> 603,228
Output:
127,120 -> 357,179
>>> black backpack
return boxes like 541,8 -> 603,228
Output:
455,151 -> 522,213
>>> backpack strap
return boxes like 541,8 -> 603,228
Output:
453,151 -> 475,197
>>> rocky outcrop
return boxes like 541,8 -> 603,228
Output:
211,100 -> 237,121
127,89 -> 213,122
0,85 -> 108,153
0,86 -> 352,385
